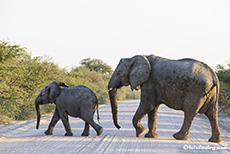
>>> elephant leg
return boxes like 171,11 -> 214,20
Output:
45,107 -> 60,135
81,111 -> 103,136
173,111 -> 196,140
83,118 -> 103,136
132,103 -> 150,137
81,122 -> 90,136
145,105 -> 160,138
205,104 -> 221,143
59,111 -> 73,136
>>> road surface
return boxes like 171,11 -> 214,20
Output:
0,100 -> 230,154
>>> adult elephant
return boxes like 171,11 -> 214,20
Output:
108,54 -> 221,143
35,81 -> 103,136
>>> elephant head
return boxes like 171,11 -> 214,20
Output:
108,55 -> 151,129
35,81 -> 64,129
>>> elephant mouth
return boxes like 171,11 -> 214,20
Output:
108,81 -> 123,91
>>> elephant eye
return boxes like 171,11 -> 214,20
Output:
117,71 -> 122,78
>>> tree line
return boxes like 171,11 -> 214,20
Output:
0,40 -> 140,124
0,40 -> 229,124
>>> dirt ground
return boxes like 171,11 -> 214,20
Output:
0,100 -> 230,154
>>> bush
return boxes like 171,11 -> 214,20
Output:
0,40 -> 140,123
69,66 -> 110,104
216,62 -> 230,114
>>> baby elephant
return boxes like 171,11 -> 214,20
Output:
35,81 -> 103,136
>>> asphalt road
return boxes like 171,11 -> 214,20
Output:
0,100 -> 229,154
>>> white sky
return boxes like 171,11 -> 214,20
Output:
0,0 -> 230,70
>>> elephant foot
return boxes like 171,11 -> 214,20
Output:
208,136 -> 221,143
65,132 -> 73,136
136,127 -> 147,137
97,127 -> 103,136
173,131 -> 189,140
44,130 -> 53,135
81,132 -> 90,136
144,132 -> 159,138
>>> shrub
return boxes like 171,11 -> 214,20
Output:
0,40 -> 140,123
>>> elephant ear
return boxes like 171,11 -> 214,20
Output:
48,81 -> 61,103
129,55 -> 151,91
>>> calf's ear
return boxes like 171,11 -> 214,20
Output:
48,81 -> 60,103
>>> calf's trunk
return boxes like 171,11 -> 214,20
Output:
35,97 -> 41,129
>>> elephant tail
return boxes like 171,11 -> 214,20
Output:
211,70 -> 219,108
201,68 -> 219,114
96,98 -> 100,124
208,76 -> 220,113
204,72 -> 219,110
204,66 -> 219,99
214,77 -> 219,110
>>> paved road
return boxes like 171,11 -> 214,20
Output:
0,100 -> 229,154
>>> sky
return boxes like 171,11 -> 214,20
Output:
0,0 -> 230,70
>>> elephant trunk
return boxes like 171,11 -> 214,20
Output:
109,88 -> 121,129
35,97 -> 41,129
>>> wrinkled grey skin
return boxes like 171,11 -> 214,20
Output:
108,54 -> 221,143
35,81 -> 103,136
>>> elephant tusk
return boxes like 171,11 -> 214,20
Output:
108,88 -> 114,92
135,86 -> 141,91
